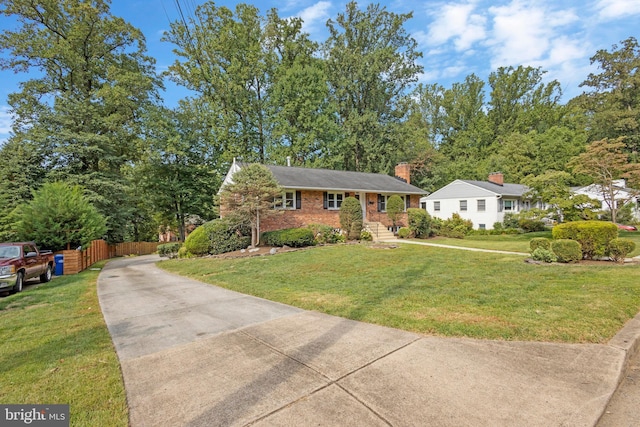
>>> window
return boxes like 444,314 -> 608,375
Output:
327,192 -> 343,210
479,224 -> 486,230
377,194 -> 407,212
460,200 -> 467,211
477,199 -> 486,211
275,191 -> 301,210
420,201 -> 427,210
503,200 -> 515,211
434,201 -> 440,211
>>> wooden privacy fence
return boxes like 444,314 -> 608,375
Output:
59,240 -> 162,275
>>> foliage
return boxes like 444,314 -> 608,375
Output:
16,182 -> 106,251
608,238 -> 636,262
530,238 -> 551,253
184,218 -> 251,256
308,224 -> 343,244
261,228 -> 315,247
407,208 -> 432,238
502,213 -> 520,229
360,229 -> 373,241
0,0 -> 161,243
397,227 -> 411,238
518,218 -> 546,232
551,239 -> 583,263
552,221 -> 619,259
439,213 -> 473,238
339,197 -> 363,240
183,225 -> 211,256
531,248 -> 557,263
218,164 -> 282,247
158,243 -> 183,259
569,138 -> 640,223
386,195 -> 405,227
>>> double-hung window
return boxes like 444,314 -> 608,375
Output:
327,192 -> 343,210
434,201 -> 440,211
460,200 -> 468,211
503,200 -> 515,211
275,191 -> 300,210
477,199 -> 486,211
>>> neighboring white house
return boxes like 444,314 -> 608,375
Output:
572,179 -> 640,221
421,173 -> 542,230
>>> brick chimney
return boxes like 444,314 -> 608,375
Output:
488,172 -> 504,186
395,162 -> 410,184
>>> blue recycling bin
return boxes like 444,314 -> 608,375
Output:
54,254 -> 64,275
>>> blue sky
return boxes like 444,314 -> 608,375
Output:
1,0 -> 639,144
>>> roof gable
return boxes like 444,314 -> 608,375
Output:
425,179 -> 528,200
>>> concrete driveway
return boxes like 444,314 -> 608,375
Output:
98,255 -> 639,426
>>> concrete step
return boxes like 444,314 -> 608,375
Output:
364,222 -> 396,241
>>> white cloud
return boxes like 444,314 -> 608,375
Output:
595,0 -> 640,20
297,1 -> 332,33
424,1 -> 487,51
0,105 -> 12,146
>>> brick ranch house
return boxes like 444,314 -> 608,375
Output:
220,159 -> 428,238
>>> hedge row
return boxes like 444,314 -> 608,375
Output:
552,221 -> 618,259
261,227 -> 315,247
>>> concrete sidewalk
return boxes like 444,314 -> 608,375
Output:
98,255 -> 640,427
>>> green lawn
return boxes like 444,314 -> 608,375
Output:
159,243 -> 640,343
0,262 -> 128,427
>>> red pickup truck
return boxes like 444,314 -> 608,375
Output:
0,242 -> 55,293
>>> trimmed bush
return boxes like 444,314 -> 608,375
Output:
552,221 -> 618,259
177,246 -> 191,258
397,227 -> 411,239
530,237 -> 551,253
531,248 -> 557,263
158,242 -> 182,258
551,239 -> 582,263
439,213 -> 473,238
184,218 -> 251,256
262,228 -> 315,247
608,238 -> 636,262
519,218 -> 546,232
407,208 -> 431,238
339,197 -> 363,240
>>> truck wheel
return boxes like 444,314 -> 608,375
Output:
13,271 -> 24,293
40,265 -> 53,283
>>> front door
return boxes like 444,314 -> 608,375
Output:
358,192 -> 367,221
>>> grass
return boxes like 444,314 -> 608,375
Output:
0,262 -> 128,427
159,243 -> 640,343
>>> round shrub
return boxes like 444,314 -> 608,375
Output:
397,227 -> 411,239
184,224 -> 211,255
552,221 -> 618,259
177,246 -> 191,258
551,239 -> 582,263
439,213 -> 473,238
608,238 -> 636,262
531,247 -> 557,263
407,208 -> 431,238
262,227 -> 315,247
158,242 -> 182,259
339,197 -> 363,240
530,237 -> 551,253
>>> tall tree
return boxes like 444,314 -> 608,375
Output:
569,138 -> 640,223
0,0 -> 161,242
136,101 -> 222,241
324,1 -> 422,172
575,37 -> 640,153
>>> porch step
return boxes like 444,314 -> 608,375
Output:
363,221 -> 396,241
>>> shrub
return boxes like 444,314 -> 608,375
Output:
439,213 -> 473,238
407,208 -> 431,238
308,224 -> 342,244
502,213 -> 519,229
262,228 -> 315,247
397,227 -> 411,238
184,218 -> 251,256
530,238 -> 551,253
386,195 -> 405,227
184,225 -> 211,255
177,246 -> 191,258
531,248 -> 557,263
551,239 -> 582,263
158,242 -> 182,258
518,218 -> 546,232
552,221 -> 618,259
360,229 -> 373,241
608,238 -> 636,262
339,197 -> 363,240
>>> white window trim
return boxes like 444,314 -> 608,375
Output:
327,192 -> 343,210
275,191 -> 297,210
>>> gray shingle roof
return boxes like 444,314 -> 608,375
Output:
259,164 -> 427,194
460,180 -> 529,197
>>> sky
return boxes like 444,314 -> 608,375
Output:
1,0 -> 639,145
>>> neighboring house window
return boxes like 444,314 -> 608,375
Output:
460,200 -> 467,211
434,201 -> 440,211
479,224 -> 486,230
503,200 -> 516,211
326,192 -> 343,210
477,199 -> 486,211
522,200 -> 531,210
420,201 -> 426,210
